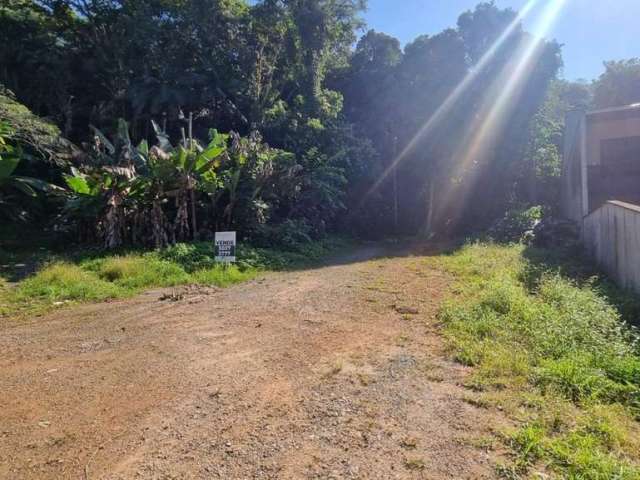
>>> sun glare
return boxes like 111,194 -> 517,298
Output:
432,0 -> 569,230
360,0 -> 541,207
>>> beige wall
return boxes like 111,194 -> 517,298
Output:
583,201 -> 640,293
562,106 -> 640,222
586,114 -> 640,166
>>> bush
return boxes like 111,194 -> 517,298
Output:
158,243 -> 216,273
488,205 -> 543,243
532,217 -> 580,250
251,219 -> 314,250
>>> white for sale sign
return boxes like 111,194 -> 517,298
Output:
215,231 -> 236,263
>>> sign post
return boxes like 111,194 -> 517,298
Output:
215,231 -> 236,263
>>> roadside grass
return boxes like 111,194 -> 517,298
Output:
0,237 -> 352,319
431,242 -> 640,479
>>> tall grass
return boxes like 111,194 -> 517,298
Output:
0,237 -> 352,318
13,263 -> 124,304
435,243 -> 640,479
0,254 -> 253,317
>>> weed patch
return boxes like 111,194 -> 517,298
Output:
434,242 -> 640,478
0,237 -> 352,318
2,263 -> 123,315
88,255 -> 191,288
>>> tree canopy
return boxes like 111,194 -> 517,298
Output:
0,0 -> 633,246
593,59 -> 640,109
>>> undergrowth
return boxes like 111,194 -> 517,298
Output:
0,237 -> 351,318
433,242 -> 640,479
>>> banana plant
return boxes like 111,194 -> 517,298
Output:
61,118 -> 309,248
63,120 -> 142,247
217,130 -> 300,229
146,122 -> 228,241
63,166 -> 136,247
1,121 -> 62,222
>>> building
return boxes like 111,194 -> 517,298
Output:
562,104 -> 640,222
562,104 -> 640,292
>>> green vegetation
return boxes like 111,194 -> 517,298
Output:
434,243 -> 640,479
0,1 -> 575,242
60,121 -> 303,249
594,59 -> 640,109
1,2 -> 639,475
1,120 -> 62,222
0,86 -> 68,163
0,2 -> 636,241
0,237 -> 351,318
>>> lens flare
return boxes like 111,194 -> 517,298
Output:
359,0 -> 540,207
460,0 -> 568,168
432,0 -> 568,231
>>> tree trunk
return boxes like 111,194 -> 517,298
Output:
424,176 -> 436,238
190,187 -> 197,240
393,166 -> 399,236
392,135 -> 399,235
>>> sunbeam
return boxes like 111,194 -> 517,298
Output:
358,0 -> 540,209
430,0 -> 568,233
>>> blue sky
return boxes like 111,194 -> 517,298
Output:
363,0 -> 640,81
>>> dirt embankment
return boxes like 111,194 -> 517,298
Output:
1,246 -> 507,479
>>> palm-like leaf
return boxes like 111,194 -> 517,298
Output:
0,154 -> 20,183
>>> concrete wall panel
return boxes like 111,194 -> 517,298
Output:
583,201 -> 640,293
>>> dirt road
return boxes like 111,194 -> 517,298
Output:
0,245 -> 506,479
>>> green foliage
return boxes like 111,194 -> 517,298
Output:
435,243 -> 640,477
191,265 -> 255,287
0,0 -> 572,241
158,243 -> 218,273
88,255 -> 191,289
60,121 -> 312,249
593,59 -> 640,109
159,236 -> 352,272
488,205 -> 543,243
10,263 -> 124,306
0,0 -> 370,246
0,119 -> 62,221
0,236 -> 350,318
508,408 -> 640,479
0,121 -> 18,167
0,1 -> 635,242
0,86 -> 69,163
338,3 -> 563,236
519,79 -> 592,212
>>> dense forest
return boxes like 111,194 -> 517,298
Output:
1,0 -> 640,249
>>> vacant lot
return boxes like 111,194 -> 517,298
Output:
3,242 -> 639,479
0,245 -> 507,479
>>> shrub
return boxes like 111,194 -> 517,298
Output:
488,205 -> 543,243
252,219 -> 313,249
158,243 -> 216,273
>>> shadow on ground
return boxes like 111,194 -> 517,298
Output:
317,238 -> 463,269
521,243 -> 640,328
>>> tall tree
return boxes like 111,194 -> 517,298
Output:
0,1 -> 76,133
593,59 -> 640,109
